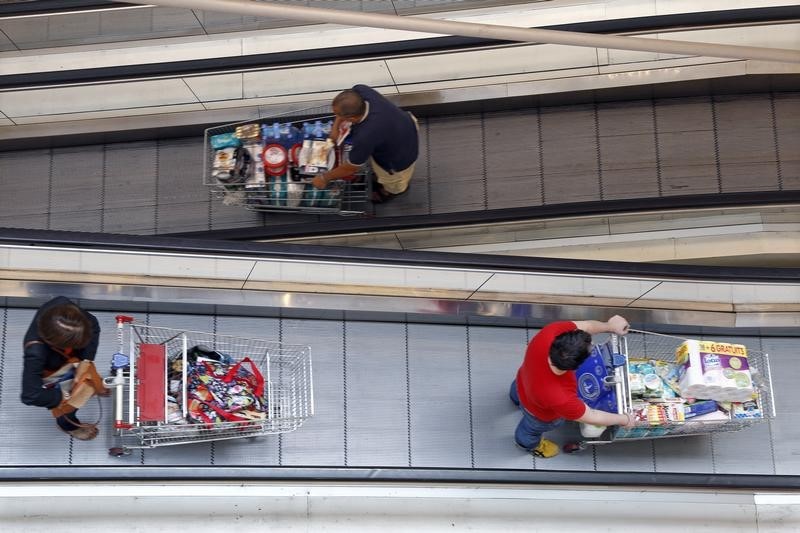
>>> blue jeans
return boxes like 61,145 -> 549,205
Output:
510,380 -> 564,450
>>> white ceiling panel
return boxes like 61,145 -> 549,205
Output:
386,43 -> 598,85
242,26 -> 433,56
0,36 -> 245,76
396,66 -> 599,94
243,61 -> 395,98
183,73 -> 244,103
656,23 -> 800,59
0,79 -> 199,117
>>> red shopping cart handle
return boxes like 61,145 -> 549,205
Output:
116,315 -> 134,324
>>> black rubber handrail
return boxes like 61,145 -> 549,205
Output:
2,466 -> 798,490
2,196 -> 799,283
2,5 -> 798,89
167,190 -> 800,242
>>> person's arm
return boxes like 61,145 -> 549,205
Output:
328,116 -> 345,144
311,162 -> 362,189
576,406 -> 633,427
20,345 -> 63,408
77,311 -> 101,361
573,315 -> 630,336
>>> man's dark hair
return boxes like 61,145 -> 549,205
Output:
549,329 -> 592,371
37,304 -> 92,349
332,89 -> 366,117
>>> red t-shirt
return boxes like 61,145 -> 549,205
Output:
516,321 -> 587,422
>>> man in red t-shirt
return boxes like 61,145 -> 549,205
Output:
510,316 -> 633,458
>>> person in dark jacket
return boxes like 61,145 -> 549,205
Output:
311,84 -> 419,203
21,296 -> 104,440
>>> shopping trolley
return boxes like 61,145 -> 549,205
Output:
564,329 -> 775,453
105,316 -> 313,456
203,104 -> 371,215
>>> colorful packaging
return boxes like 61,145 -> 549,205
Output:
646,401 -> 685,426
234,124 -> 260,140
642,372 -> 664,399
210,132 -> 241,149
731,395 -> 763,419
654,360 -> 682,395
629,373 -> 645,396
676,340 -> 754,402
683,399 -> 719,419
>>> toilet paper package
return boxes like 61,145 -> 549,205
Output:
676,340 -> 754,402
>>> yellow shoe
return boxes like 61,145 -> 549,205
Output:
532,438 -> 560,458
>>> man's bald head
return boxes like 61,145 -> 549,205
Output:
332,89 -> 366,119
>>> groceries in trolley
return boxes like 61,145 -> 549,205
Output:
209,119 -> 347,209
675,340 -> 754,402
613,344 -> 765,442
565,331 -> 773,452
169,345 -> 269,424
107,318 -> 313,456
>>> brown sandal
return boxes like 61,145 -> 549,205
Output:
58,420 -> 99,441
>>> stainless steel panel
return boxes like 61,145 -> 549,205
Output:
343,321 -> 410,467
0,149 -> 51,219
760,337 -> 800,474
483,109 -> 543,210
184,73 -> 244,104
477,272 -> 660,301
427,114 -> 486,213
279,318 -> 346,466
386,44 -> 598,85
50,146 -> 104,213
467,325 -> 535,469
243,62 -> 395,99
0,308 -> 72,465
407,323 -> 472,468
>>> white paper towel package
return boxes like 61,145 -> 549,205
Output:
676,340 -> 754,402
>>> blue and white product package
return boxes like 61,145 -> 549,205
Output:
210,132 -> 241,149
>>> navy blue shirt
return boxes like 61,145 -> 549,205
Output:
347,85 -> 418,172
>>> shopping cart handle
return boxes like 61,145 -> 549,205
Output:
110,352 -> 130,370
611,353 -> 627,367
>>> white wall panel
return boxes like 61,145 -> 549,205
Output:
243,61 -> 395,98
0,79 -> 199,118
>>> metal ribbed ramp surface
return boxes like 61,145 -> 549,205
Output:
1,306 -> 797,476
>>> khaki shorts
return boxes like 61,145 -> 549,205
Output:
370,113 -> 419,195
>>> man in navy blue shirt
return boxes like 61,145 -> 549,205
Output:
312,84 -> 419,202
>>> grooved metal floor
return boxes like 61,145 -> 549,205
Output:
0,92 -> 797,234
0,306 -> 796,474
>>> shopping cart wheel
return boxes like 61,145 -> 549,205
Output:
108,447 -> 130,457
563,442 -> 586,454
